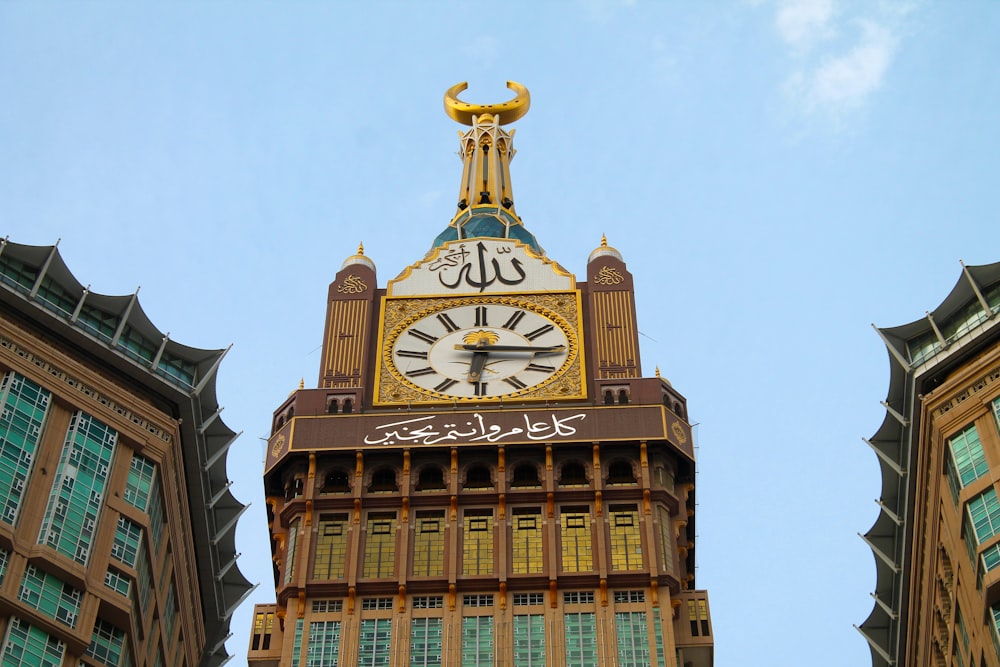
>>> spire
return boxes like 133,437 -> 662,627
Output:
341,241 -> 375,272
588,233 -> 623,263
433,81 -> 542,254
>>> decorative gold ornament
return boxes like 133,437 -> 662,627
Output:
671,422 -> 687,444
337,275 -> 368,294
271,434 -> 287,457
594,266 -> 625,285
444,81 -> 530,126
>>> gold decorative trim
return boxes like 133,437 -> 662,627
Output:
671,422 -> 688,444
271,434 -> 287,458
336,275 -> 368,294
0,332 -> 173,444
594,266 -> 625,285
935,363 -> 1000,416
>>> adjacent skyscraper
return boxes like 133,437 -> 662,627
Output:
860,263 -> 1000,666
0,240 -> 252,666
248,82 -> 713,667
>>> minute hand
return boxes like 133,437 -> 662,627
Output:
454,344 -> 566,354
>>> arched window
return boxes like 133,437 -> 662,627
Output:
342,399 -> 353,414
604,391 -> 614,405
559,461 -> 588,487
416,466 -> 446,491
606,460 -> 636,485
464,465 -> 493,489
617,390 -> 629,405
510,463 -> 541,488
322,469 -> 350,494
369,467 -> 398,493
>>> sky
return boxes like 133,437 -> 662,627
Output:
1,1 -> 999,665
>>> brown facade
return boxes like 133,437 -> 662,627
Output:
250,250 -> 713,667
860,262 -> 1000,667
0,240 -> 251,666
249,89 -> 712,667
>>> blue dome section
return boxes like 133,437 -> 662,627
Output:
433,208 -> 542,254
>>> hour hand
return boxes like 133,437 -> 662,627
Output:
454,343 -> 565,354
468,349 -> 489,382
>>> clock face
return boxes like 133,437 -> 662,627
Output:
386,301 -> 573,400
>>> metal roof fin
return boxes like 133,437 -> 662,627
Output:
111,288 -> 140,346
194,343 -> 232,395
871,324 -> 911,372
29,244 -> 60,299
960,259 -> 994,319
924,311 -> 948,349
853,624 -> 895,663
69,285 -> 90,323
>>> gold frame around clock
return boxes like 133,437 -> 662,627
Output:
374,291 -> 586,405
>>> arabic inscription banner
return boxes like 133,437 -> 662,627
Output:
266,405 -> 693,471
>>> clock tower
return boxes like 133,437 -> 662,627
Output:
248,82 -> 714,667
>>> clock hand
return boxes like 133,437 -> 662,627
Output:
454,344 -> 566,354
468,341 -> 489,382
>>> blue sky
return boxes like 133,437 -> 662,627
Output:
2,1 -> 999,665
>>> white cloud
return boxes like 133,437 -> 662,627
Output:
580,0 -> 636,23
776,0 -> 834,51
788,19 -> 896,117
769,1 -> 912,122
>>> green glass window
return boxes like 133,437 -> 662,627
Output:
0,255 -> 38,293
0,547 -> 9,584
358,618 -> 392,667
124,454 -> 156,511
112,515 -> 143,567
609,506 -> 643,571
512,615 -> 545,666
18,565 -> 82,628
163,581 -> 177,643
993,396 -> 1000,430
948,425 -> 989,490
76,303 -> 118,343
105,567 -> 131,597
511,508 -> 543,574
116,326 -> 157,365
285,518 -> 300,584
461,616 -> 494,667
615,612 -> 651,667
34,276 -> 75,318
291,619 -> 304,667
1,617 -> 65,666
136,540 -> 153,611
409,617 -> 443,667
37,411 -> 118,564
982,542 -> 1000,573
306,620 -> 341,667
992,603 -> 1000,658
85,618 -> 131,667
156,352 -> 195,388
966,488 -> 1000,546
314,514 -> 349,580
463,510 -> 494,576
412,512 -> 445,577
564,612 -> 598,667
0,372 -> 51,525
652,607 -> 667,667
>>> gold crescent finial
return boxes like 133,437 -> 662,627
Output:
444,81 -> 530,126
358,242 -> 364,255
